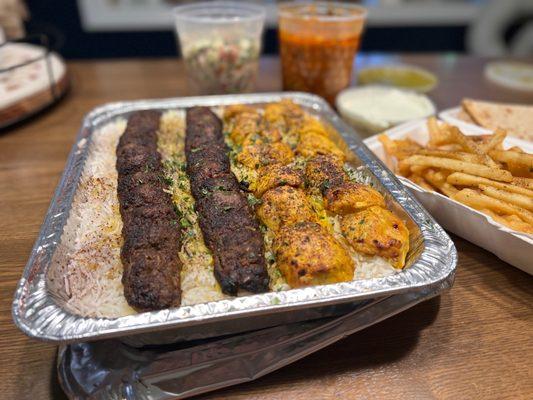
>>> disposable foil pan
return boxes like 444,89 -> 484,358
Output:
58,286 -> 442,399
12,92 -> 457,344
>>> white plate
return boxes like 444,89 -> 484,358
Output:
364,118 -> 533,275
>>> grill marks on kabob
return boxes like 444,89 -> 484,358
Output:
116,110 -> 182,311
185,106 -> 269,295
225,101 -> 356,288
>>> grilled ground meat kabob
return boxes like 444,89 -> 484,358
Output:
116,110 -> 182,311
185,106 -> 269,295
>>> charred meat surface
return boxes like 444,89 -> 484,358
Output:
116,110 -> 182,311
185,106 -> 269,295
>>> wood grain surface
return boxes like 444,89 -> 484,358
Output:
1,55 -> 532,400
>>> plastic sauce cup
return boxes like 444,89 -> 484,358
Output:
174,2 -> 265,94
278,2 -> 367,104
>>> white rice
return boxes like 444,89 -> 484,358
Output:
47,119 -> 135,318
158,111 -> 226,306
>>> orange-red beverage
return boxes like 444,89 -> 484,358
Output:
278,2 -> 367,104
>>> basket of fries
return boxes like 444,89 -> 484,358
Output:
365,117 -> 533,275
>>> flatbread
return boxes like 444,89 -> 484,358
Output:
462,98 -> 533,142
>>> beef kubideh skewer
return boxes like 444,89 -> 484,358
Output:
116,110 -> 182,310
185,106 -> 270,295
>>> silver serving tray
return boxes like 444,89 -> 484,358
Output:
12,92 -> 457,344
58,286 -> 442,399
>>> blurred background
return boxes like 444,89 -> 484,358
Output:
1,0 -> 532,58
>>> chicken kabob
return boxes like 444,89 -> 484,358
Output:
289,102 -> 410,269
224,101 -> 355,289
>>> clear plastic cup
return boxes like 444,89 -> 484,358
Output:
278,1 -> 367,105
174,1 -> 265,95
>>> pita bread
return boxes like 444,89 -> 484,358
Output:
462,99 -> 533,142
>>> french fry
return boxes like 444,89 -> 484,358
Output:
397,160 -> 411,177
507,161 -> 531,178
479,208 -> 533,234
427,117 -> 452,147
478,184 -> 533,211
504,144 -> 532,177
479,128 -> 506,152
378,134 -> 421,160
424,169 -> 444,184
489,149 -> 533,169
424,169 -> 458,196
408,174 -> 434,191
433,170 -> 447,183
512,177 -> 533,191
446,172 -> 533,197
417,149 -> 486,164
447,126 -> 500,168
410,165 -> 427,174
452,189 -> 533,225
438,143 -> 464,152
379,121 -> 533,235
403,155 -> 513,182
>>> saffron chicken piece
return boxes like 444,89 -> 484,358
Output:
257,186 -> 317,232
242,124 -> 283,146
324,181 -> 386,215
273,221 -> 355,287
305,154 -> 346,191
300,116 -> 329,137
253,164 -> 304,197
263,102 -> 286,130
236,142 -> 294,169
341,206 -> 410,269
223,104 -> 257,121
224,105 -> 283,146
228,111 -> 261,145
263,100 -> 305,129
263,101 -> 305,149
296,130 -> 346,162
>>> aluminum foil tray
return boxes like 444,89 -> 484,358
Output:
58,286 -> 442,399
12,92 -> 457,345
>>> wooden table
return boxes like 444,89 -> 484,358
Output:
1,55 -> 532,399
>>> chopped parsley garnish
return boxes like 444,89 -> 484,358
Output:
173,204 -> 183,218
247,193 -> 262,207
180,217 -> 192,228
320,179 -> 330,192
161,175 -> 174,186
